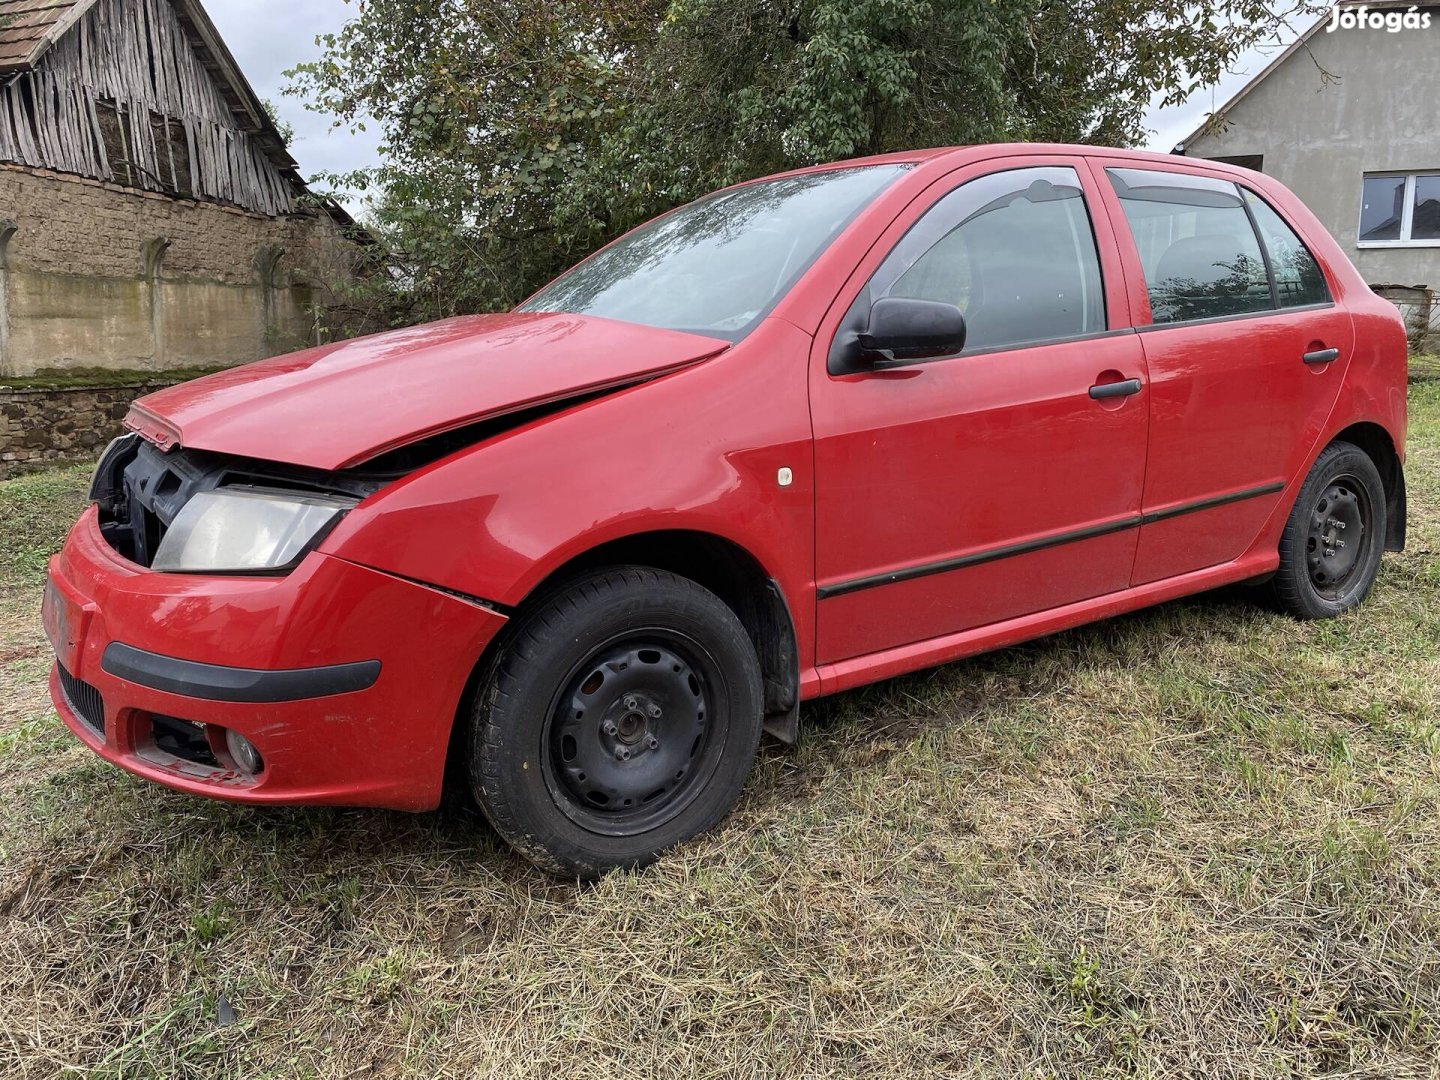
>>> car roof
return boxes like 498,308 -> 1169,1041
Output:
757,143 -> 1261,184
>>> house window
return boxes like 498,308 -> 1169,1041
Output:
1359,173 -> 1440,245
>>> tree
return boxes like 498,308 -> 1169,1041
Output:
288,0 -> 1326,325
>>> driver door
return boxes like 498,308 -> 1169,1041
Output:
810,159 -> 1150,664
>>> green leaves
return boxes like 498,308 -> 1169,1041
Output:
286,0 -> 1327,327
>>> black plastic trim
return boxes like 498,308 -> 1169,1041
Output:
101,643 -> 381,703
817,517 -> 1140,599
1139,482 -> 1286,525
817,482 -> 1287,600
1386,464 -> 1407,552
1090,378 -> 1143,400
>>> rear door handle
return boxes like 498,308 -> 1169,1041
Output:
1303,348 -> 1341,365
1089,378 -> 1143,400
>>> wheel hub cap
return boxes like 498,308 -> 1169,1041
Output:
1306,480 -> 1366,593
551,643 -> 709,822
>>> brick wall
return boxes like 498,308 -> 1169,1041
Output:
0,163 -> 357,376
0,381 -> 180,478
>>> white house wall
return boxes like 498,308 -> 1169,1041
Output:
1184,16 -> 1439,290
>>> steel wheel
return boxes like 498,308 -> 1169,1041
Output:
469,567 -> 764,878
1304,474 -> 1374,602
545,635 -> 720,836
1270,441 -> 1387,620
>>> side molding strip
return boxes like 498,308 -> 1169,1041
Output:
817,482 -> 1286,600
1139,482 -> 1286,525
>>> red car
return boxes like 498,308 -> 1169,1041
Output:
45,145 -> 1407,877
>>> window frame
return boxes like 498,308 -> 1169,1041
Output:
833,163 -> 1114,369
1357,172 -> 1440,248
1102,165 -> 1336,333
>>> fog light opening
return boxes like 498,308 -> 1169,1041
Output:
224,729 -> 264,777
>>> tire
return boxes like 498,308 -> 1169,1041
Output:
469,567 -> 764,879
1270,441 -> 1387,620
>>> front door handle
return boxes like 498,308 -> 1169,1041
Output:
1303,348 -> 1341,365
1089,378 -> 1143,400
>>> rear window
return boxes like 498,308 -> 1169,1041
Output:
1107,168 -> 1270,325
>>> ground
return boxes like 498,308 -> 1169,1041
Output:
1,375 -> 1438,1080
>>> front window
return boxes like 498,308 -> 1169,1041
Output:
871,166 -> 1107,354
520,165 -> 909,339
1360,172 -> 1440,245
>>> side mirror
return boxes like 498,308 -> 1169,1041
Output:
856,297 -> 967,364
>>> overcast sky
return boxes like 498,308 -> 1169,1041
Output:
208,0 -> 1304,214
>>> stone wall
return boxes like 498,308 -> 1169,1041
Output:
0,380 -> 181,478
0,162 -> 357,377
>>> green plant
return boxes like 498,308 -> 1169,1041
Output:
287,0 -> 1328,328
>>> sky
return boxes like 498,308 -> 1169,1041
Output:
207,0 -> 1309,214
204,0 -> 383,198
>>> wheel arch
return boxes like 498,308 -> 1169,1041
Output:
447,529 -> 802,792
547,531 -> 801,741
1331,421 -> 1406,551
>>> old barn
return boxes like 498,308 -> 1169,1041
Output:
0,0 -> 357,377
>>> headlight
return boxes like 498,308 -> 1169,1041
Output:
152,488 -> 357,573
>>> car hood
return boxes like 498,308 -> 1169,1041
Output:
125,313 -> 730,471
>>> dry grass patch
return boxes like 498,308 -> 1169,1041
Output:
1,393 -> 1438,1078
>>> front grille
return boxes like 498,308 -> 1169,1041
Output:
58,666 -> 105,738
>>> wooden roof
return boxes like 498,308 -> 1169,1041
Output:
0,0 -> 359,227
0,0 -> 296,168
0,0 -> 97,72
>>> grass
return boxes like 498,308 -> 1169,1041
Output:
1,386 -> 1438,1078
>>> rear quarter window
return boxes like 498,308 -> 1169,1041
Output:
1241,190 -> 1331,308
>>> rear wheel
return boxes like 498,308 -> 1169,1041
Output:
469,567 -> 764,878
1270,441 -> 1386,619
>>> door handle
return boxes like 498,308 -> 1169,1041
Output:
1303,348 -> 1340,365
1089,378 -> 1143,400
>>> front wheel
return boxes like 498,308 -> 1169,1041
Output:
469,567 -> 764,878
1270,441 -> 1387,619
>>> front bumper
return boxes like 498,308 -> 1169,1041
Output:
44,507 -> 507,811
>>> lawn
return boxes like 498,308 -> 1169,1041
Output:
2,381 -> 1438,1079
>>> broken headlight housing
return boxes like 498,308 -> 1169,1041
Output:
151,488 -> 356,573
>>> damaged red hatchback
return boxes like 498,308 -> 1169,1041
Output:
45,145 -> 1407,877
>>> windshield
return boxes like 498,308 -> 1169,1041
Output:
519,165 -> 910,339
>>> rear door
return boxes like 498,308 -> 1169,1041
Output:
810,158 -> 1149,664
1089,162 -> 1355,585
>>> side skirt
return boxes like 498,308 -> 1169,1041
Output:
806,550 -> 1280,698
